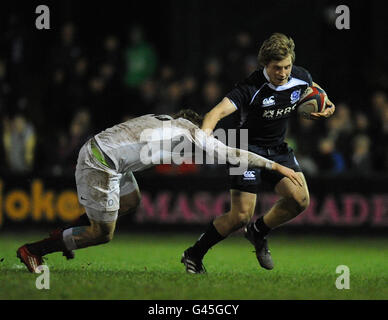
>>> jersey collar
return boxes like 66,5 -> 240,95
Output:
263,68 -> 293,91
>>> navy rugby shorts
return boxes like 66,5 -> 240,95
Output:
229,142 -> 302,194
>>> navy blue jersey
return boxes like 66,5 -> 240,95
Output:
226,65 -> 313,147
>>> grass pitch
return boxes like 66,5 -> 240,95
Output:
0,232 -> 387,300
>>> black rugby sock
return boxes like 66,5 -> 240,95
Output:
188,222 -> 225,260
253,216 -> 271,238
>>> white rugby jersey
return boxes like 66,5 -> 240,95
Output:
94,114 -> 274,174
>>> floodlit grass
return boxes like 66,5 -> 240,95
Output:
0,232 -> 387,300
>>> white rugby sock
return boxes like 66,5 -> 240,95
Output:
62,228 -> 78,251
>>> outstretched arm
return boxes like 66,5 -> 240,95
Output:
193,130 -> 304,187
231,146 -> 304,187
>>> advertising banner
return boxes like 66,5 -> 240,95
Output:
1,174 -> 388,231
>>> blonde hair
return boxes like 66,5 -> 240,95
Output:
258,33 -> 296,67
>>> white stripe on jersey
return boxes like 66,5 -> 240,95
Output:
249,83 -> 267,105
228,98 -> 238,110
263,68 -> 309,91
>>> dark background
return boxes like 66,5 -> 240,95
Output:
1,0 -> 388,232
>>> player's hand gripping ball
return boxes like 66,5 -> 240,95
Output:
297,86 -> 327,119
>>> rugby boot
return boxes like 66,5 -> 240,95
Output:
244,222 -> 274,270
17,245 -> 44,273
181,249 -> 206,274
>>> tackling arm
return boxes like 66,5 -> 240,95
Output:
193,130 -> 303,187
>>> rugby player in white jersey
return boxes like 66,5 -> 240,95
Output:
16,110 -> 303,273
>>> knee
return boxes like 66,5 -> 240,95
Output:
293,193 -> 310,214
230,201 -> 255,228
91,225 -> 114,244
98,232 -> 114,244
229,211 -> 251,229
237,212 -> 251,226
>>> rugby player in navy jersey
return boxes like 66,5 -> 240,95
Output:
181,33 -> 335,273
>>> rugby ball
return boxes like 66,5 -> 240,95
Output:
297,86 -> 327,119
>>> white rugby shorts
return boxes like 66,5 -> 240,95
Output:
75,140 -> 139,222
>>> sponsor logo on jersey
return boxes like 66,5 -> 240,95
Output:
290,89 -> 301,104
243,170 -> 256,180
263,104 -> 297,119
262,96 -> 275,107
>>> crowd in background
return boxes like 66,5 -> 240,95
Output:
1,20 -> 388,178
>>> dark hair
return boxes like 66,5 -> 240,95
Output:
171,109 -> 203,127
